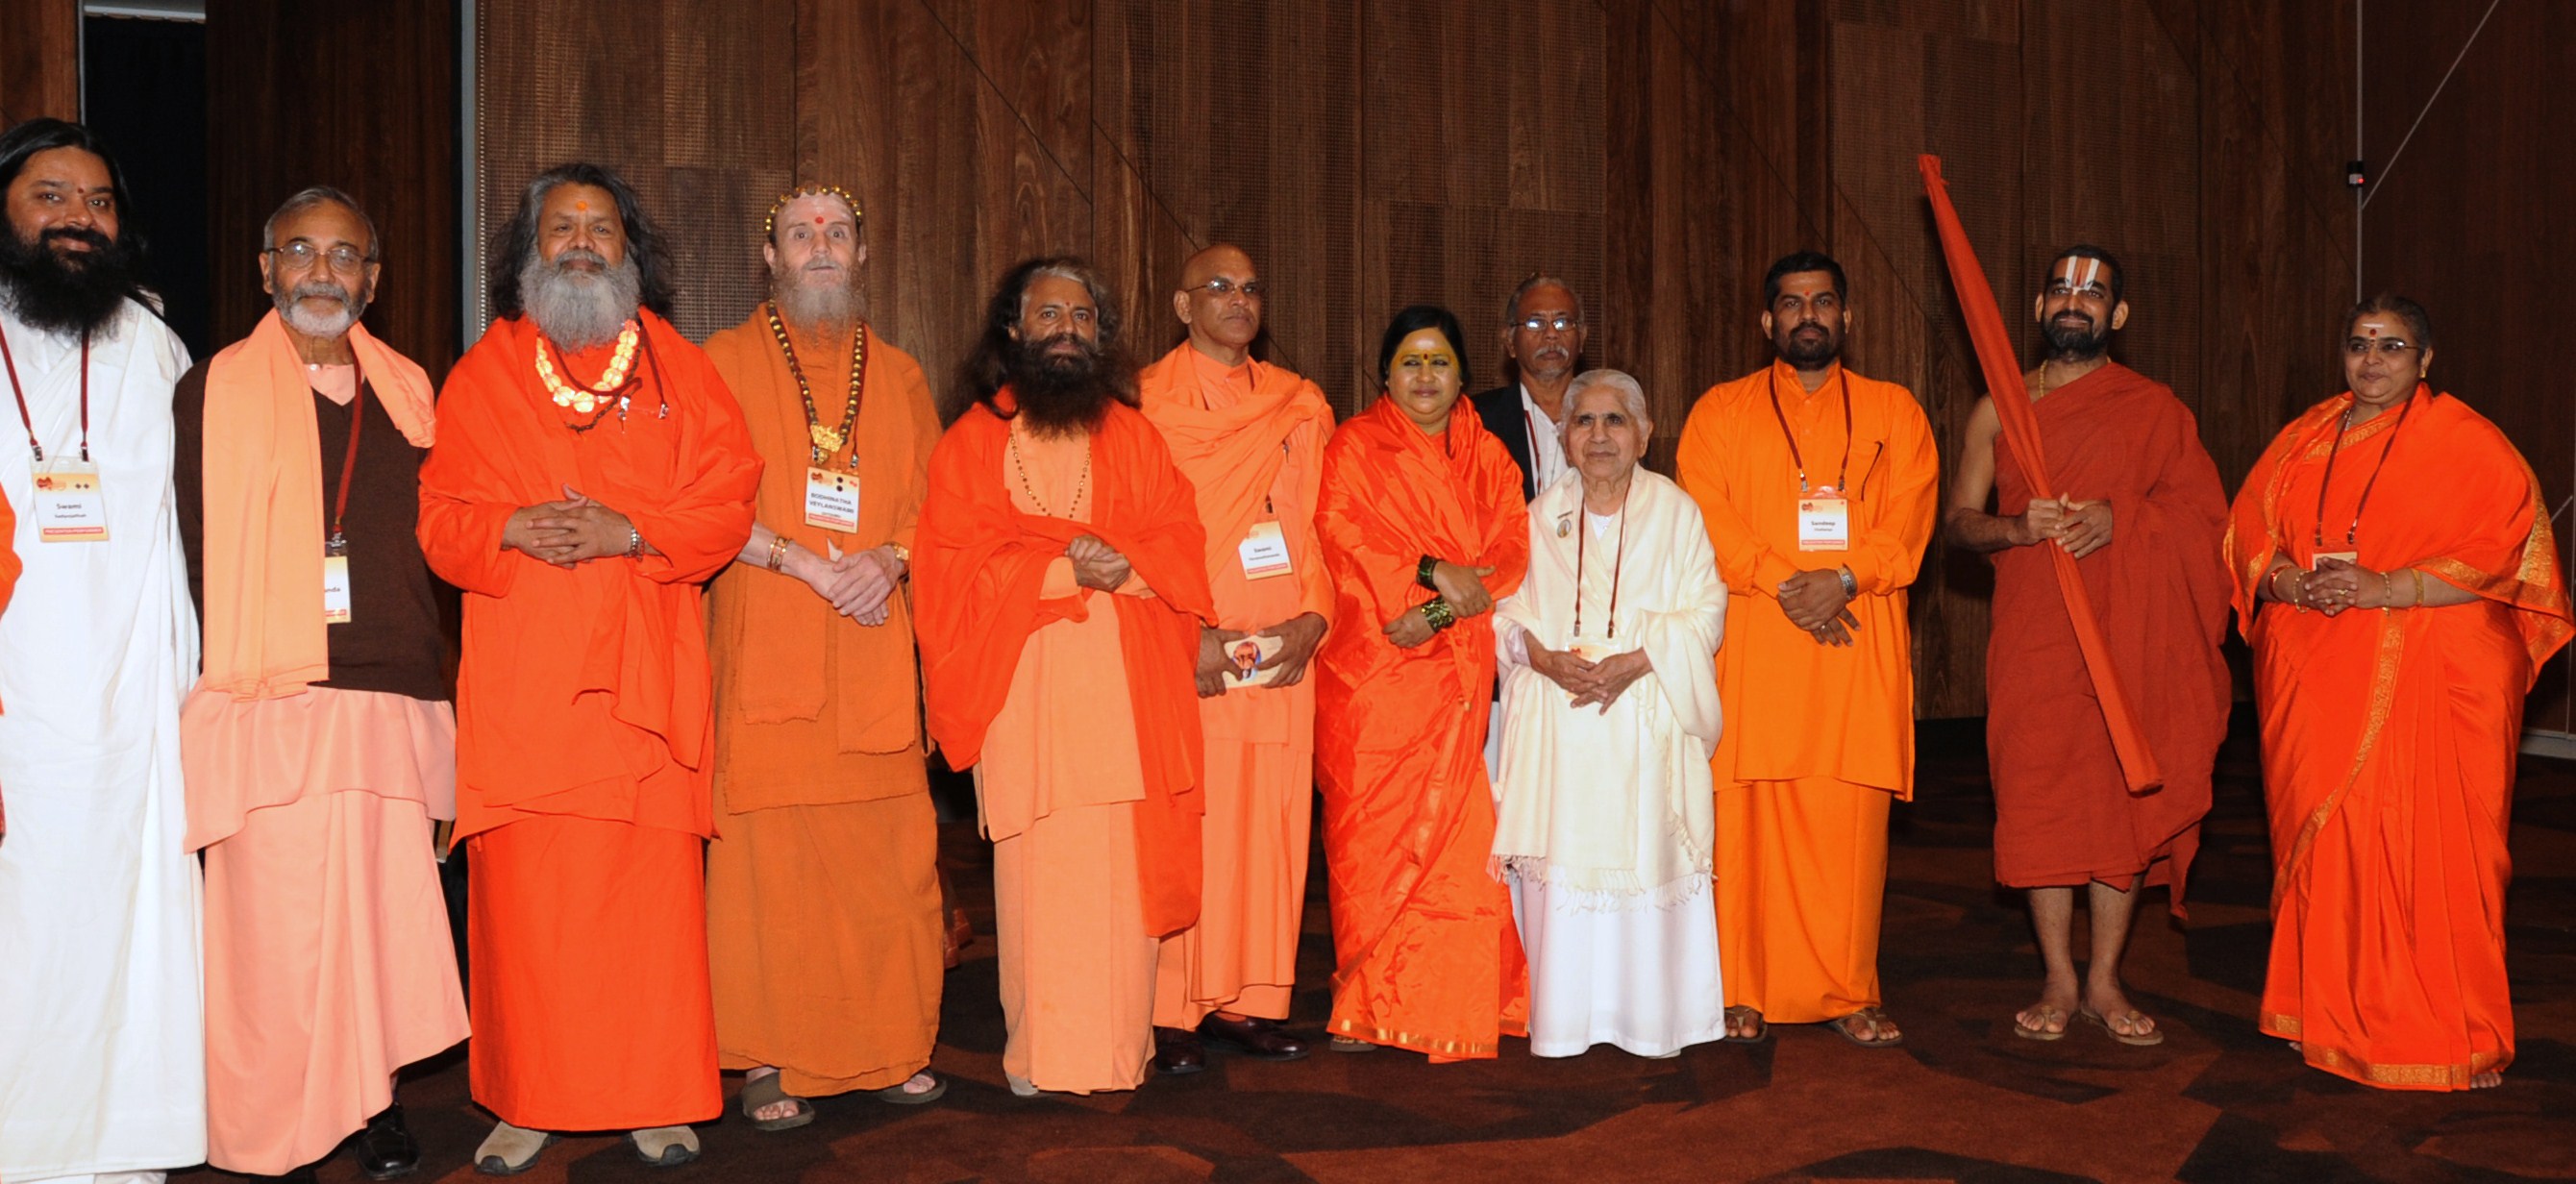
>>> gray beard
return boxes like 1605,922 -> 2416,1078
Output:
274,280 -> 364,339
520,250 -> 641,351
774,266 -> 855,333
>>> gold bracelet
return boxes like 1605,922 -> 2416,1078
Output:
2269,565 -> 2300,608
765,534 -> 791,572
2411,568 -> 2425,607
2380,570 -> 2393,613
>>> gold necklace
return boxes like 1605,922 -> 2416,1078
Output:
533,320 -> 640,413
1007,429 -> 1088,517
764,303 -> 867,467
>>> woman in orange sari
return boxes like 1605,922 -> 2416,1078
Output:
1315,306 -> 1531,1059
2227,294 -> 2569,1091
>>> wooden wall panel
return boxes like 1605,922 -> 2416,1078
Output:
0,0 -> 79,128
204,0 -> 461,380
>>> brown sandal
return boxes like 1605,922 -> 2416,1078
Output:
1829,1007 -> 1905,1048
1721,1005 -> 1771,1044
739,1073 -> 815,1131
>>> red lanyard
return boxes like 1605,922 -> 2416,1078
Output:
2311,389 -> 2415,552
1573,487 -> 1629,639
328,361 -> 366,545
0,323 -> 89,464
1767,367 -> 1849,494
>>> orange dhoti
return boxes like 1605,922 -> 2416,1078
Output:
1138,344 -> 1334,1027
1314,396 -> 1531,1058
2230,385 -> 2569,1089
1714,777 -> 1889,1022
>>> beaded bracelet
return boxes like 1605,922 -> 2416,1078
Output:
1422,597 -> 1457,631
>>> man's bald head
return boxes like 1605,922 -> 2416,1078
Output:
1174,242 -> 1263,363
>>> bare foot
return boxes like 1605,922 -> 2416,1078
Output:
895,1071 -> 938,1096
2016,979 -> 2079,1039
1829,1007 -> 1903,1047
2081,982 -> 2159,1043
2470,1071 -> 2503,1089
746,1066 -> 801,1123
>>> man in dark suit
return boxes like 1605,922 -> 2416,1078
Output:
1469,275 -> 1590,504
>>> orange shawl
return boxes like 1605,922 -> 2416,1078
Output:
1135,345 -> 1335,628
199,311 -> 436,699
1922,156 -> 2160,791
418,312 -> 761,841
913,394 -> 1215,935
2226,386 -> 2569,1088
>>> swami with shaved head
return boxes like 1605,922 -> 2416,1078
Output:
1135,244 -> 1335,1072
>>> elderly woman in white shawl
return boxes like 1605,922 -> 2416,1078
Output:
1491,369 -> 1727,1059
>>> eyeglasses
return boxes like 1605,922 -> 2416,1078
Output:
2343,337 -> 2420,357
266,240 -> 370,274
1194,278 -> 1264,299
1517,315 -> 1582,333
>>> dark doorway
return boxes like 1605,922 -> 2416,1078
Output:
83,14 -> 209,358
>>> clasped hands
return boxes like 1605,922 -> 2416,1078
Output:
1194,612 -> 1329,698
502,484 -> 649,568
1777,568 -> 1859,647
1382,559 -> 1495,650
2283,556 -> 2400,615
1527,641 -> 1652,713
2015,495 -> 2114,558
787,541 -> 904,625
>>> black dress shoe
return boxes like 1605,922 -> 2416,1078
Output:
352,1103 -> 422,1179
1152,1024 -> 1207,1074
1197,1013 -> 1312,1061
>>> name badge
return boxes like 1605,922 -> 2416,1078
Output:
1796,490 -> 1849,552
323,554 -> 354,624
804,467 -> 860,532
34,461 -> 109,543
1238,520 -> 1293,580
2311,551 -> 2358,569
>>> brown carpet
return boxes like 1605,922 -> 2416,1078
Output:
178,712 -> 2576,1182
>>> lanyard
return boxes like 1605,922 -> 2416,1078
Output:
2311,389 -> 2415,552
1573,487 -> 1630,639
0,324 -> 89,464
328,360 -> 366,546
1767,366 -> 1849,494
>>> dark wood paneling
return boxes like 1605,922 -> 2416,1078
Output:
205,0 -> 461,379
0,0 -> 79,128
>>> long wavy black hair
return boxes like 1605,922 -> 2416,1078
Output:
952,255 -> 1133,424
0,118 -> 151,303
486,162 -> 676,320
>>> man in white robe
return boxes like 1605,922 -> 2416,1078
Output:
0,118 -> 205,1184
1493,369 -> 1726,1059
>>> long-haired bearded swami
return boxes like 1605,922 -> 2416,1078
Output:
700,185 -> 948,1125
913,256 -> 1214,1097
417,162 -> 760,1173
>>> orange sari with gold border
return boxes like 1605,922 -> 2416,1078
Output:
1314,396 -> 1531,1058
2225,384 -> 2569,1090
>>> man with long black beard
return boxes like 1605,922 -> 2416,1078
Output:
0,116 -> 207,1184
913,257 -> 1213,1096
173,185 -> 464,1181
1946,245 -> 2229,1048
416,163 -> 759,1173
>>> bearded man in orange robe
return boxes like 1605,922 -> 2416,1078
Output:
914,256 -> 1213,1097
701,184 -> 946,1127
1946,246 -> 2231,1047
418,163 -> 760,1172
1674,251 -> 1937,1048
1136,244 -> 1333,1073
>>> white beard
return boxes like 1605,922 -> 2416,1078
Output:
520,250 -> 641,350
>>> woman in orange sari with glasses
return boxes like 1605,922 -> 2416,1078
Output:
2227,294 -> 2569,1091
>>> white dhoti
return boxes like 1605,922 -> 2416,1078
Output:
0,304 -> 205,1181
1492,468 -> 1728,1061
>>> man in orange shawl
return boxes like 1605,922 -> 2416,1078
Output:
1674,252 -> 1937,1048
914,256 -> 1213,1097
1315,305 -> 1531,1060
1137,244 -> 1334,1073
701,185 -> 947,1126
418,164 -> 760,1171
175,186 -> 464,1179
2228,294 -> 2568,1091
1945,246 -> 2230,1046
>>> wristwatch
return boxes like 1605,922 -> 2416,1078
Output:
1836,566 -> 1858,599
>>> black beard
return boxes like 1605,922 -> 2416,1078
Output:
1776,325 -> 1841,369
2043,315 -> 2110,360
1010,334 -> 1118,436
0,225 -> 139,337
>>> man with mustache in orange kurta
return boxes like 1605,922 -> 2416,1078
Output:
418,163 -> 760,1173
1137,245 -> 1334,1073
1674,251 -> 1938,1048
915,257 -> 1214,1097
700,185 -> 947,1129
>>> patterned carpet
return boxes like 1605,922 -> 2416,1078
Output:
181,711 -> 2576,1182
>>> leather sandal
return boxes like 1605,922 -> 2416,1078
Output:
628,1124 -> 701,1168
872,1071 -> 948,1105
740,1072 -> 816,1131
